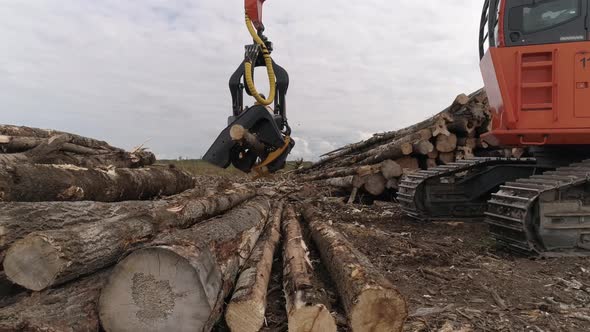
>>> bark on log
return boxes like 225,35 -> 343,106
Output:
325,176 -> 354,190
0,132 -> 155,168
0,270 -> 110,332
0,135 -> 114,155
301,90 -> 487,174
0,134 -> 70,166
282,205 -> 336,332
3,186 -> 256,291
225,202 -> 285,332
435,133 -> 458,153
302,161 -> 387,182
0,125 -> 117,151
301,205 -> 407,331
0,164 -> 195,202
353,132 -> 424,166
311,126 -> 425,171
98,198 -> 271,332
0,200 -> 153,261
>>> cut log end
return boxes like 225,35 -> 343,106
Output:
364,174 -> 386,196
225,301 -> 265,332
350,288 -> 407,332
99,247 -> 222,332
3,235 -> 66,291
230,125 -> 246,141
289,304 -> 337,332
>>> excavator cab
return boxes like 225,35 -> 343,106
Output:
479,0 -> 590,146
203,45 -> 294,174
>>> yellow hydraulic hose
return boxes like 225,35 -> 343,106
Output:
244,14 -> 276,106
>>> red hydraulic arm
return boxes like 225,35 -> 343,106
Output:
245,0 -> 266,30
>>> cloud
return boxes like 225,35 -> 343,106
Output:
0,0 -> 484,161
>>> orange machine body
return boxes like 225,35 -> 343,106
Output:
245,0 -> 266,30
480,0 -> 590,146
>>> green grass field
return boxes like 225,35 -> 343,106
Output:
158,159 -> 311,177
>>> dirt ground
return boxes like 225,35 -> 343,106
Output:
237,197 -> 590,332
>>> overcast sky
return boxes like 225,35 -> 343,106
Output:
0,0 -> 484,160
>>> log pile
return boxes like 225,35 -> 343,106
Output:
0,125 -> 408,331
296,89 -> 524,202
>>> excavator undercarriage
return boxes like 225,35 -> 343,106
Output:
399,157 -> 590,256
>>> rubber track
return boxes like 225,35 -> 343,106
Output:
398,157 -> 535,220
485,159 -> 590,255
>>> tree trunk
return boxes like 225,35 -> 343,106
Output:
356,131 -> 429,166
282,205 -> 336,332
302,161 -> 387,182
0,200 -> 155,261
299,89 -> 488,174
0,270 -> 110,332
3,186 -> 256,291
301,205 -> 407,332
0,134 -> 70,166
310,112 -> 442,171
325,176 -> 354,190
0,164 -> 195,202
436,133 -> 458,153
98,197 -> 271,332
0,131 -> 155,168
225,202 -> 285,332
0,135 -> 115,156
0,125 -> 117,151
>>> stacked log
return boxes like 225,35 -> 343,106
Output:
0,125 -> 155,168
0,120 -> 420,332
297,89 -> 526,202
0,123 -> 301,331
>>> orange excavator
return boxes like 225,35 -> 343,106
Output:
400,0 -> 590,255
203,0 -> 294,175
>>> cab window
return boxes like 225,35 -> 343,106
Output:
509,0 -> 581,33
